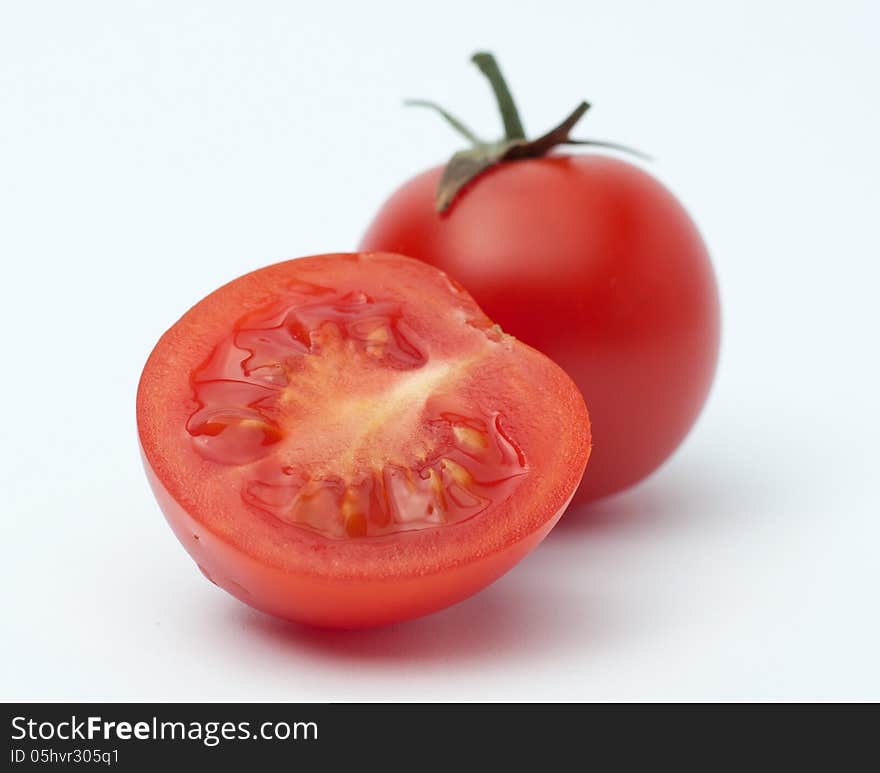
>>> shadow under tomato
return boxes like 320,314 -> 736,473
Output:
231,444 -> 766,663
553,445 -> 771,538
231,572 -> 628,666
552,479 -> 696,536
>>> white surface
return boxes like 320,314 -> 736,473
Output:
2,0 -> 879,701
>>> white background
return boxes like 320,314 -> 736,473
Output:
2,0 -> 878,701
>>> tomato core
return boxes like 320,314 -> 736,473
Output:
185,280 -> 527,540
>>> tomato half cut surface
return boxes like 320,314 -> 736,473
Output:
137,253 -> 590,628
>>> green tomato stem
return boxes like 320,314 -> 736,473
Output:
471,52 -> 526,141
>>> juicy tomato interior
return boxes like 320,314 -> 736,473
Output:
186,283 -> 528,539
137,253 -> 590,628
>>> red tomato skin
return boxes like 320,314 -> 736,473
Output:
362,155 -> 720,503
143,450 -> 570,628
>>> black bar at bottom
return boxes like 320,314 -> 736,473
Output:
2,703 -> 876,768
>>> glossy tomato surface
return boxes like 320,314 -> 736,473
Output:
362,155 -> 719,503
137,253 -> 590,628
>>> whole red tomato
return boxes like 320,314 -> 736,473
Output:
361,53 -> 719,503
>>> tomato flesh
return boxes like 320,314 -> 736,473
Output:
137,253 -> 590,627
187,284 -> 528,539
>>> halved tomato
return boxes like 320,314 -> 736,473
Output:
137,253 -> 590,628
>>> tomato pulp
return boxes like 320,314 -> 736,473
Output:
137,253 -> 590,627
362,156 -> 719,503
